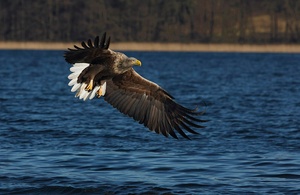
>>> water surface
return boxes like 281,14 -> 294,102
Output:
1,50 -> 300,194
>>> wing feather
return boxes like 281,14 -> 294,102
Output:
81,41 -> 88,49
64,32 -> 113,64
100,32 -> 106,48
181,117 -> 206,128
74,45 -> 81,50
94,36 -> 99,47
104,69 -> 206,139
87,39 -> 93,47
104,37 -> 110,49
119,97 -> 132,115
164,114 -> 178,139
126,97 -> 138,117
135,94 -> 148,120
148,103 -> 157,131
178,119 -> 200,134
173,121 -> 191,140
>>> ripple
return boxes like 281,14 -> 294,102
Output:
1,51 -> 300,194
253,174 -> 300,179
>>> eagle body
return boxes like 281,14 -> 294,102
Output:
65,32 -> 206,139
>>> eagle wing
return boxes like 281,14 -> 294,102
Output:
104,69 -> 206,139
64,32 -> 112,64
65,33 -> 115,100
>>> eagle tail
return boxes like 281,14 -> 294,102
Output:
68,63 -> 106,101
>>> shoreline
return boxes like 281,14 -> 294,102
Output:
1,41 -> 300,53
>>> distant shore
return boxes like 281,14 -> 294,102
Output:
1,41 -> 300,53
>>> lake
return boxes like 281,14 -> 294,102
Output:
1,50 -> 300,194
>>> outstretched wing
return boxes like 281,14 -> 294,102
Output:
64,33 -> 115,100
64,32 -> 112,64
104,69 -> 206,139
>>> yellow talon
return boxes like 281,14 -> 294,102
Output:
96,88 -> 103,98
85,79 -> 93,92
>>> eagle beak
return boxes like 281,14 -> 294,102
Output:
135,60 -> 142,66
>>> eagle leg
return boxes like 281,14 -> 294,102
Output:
85,79 -> 94,92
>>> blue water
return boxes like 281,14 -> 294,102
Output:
1,50 -> 300,194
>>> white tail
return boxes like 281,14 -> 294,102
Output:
68,63 -> 106,101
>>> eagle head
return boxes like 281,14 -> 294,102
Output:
121,57 -> 142,69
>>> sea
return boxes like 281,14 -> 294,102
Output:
0,50 -> 300,194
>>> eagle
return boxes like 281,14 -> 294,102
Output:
64,32 -> 206,139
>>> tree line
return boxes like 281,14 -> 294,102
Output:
1,0 -> 300,43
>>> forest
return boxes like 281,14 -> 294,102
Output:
1,0 -> 300,43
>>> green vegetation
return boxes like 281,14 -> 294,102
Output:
1,0 -> 300,43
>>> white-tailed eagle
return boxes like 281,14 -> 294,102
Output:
64,32 -> 206,139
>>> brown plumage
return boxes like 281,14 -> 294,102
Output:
64,32 -> 207,139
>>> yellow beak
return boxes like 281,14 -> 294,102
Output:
135,60 -> 142,66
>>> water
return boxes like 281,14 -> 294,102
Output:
1,50 -> 300,194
